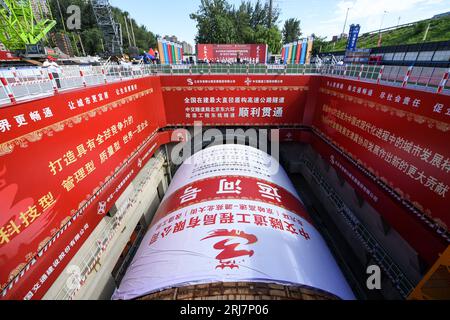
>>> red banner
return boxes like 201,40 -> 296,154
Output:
0,77 -> 169,299
312,77 -> 450,264
151,176 -> 312,227
3,131 -> 178,300
310,135 -> 447,265
197,44 -> 268,63
160,75 -> 311,126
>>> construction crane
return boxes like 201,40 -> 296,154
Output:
90,0 -> 123,58
0,0 -> 56,57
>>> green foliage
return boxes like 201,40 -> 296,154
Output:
310,34 -> 327,55
48,0 -> 157,56
413,21 -> 427,35
190,0 -> 284,53
282,18 -> 302,44
321,15 -> 450,53
254,26 -> 282,53
80,28 -> 103,56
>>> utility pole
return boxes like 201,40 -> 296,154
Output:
268,0 -> 273,28
56,0 -> 67,33
129,16 -> 137,47
378,10 -> 388,47
397,16 -> 401,28
124,14 -> 132,48
78,33 -> 86,56
342,7 -> 350,36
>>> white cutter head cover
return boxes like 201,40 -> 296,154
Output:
112,144 -> 355,300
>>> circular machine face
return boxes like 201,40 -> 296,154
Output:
113,144 -> 355,300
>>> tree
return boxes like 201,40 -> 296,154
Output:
190,0 -> 283,53
254,26 -> 282,53
233,2 -> 254,43
282,18 -> 302,44
190,0 -> 236,44
48,0 -> 158,56
311,34 -> 328,55
80,28 -> 103,56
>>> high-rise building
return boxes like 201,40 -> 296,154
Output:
181,41 -> 193,55
164,35 -> 178,43
162,35 -> 194,56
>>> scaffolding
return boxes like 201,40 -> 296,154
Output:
90,0 -> 123,57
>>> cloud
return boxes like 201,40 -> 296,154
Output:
335,0 -> 443,20
312,0 -> 446,38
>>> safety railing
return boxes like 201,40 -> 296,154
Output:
321,64 -> 450,93
0,63 -> 148,107
0,63 -> 448,107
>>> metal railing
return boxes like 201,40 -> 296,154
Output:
0,63 -> 448,107
0,63 -> 147,106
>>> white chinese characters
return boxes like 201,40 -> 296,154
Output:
217,179 -> 242,195
1,107 -> 54,132
180,186 -> 202,204
257,182 -> 282,203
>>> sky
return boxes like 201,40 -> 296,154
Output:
110,0 -> 450,47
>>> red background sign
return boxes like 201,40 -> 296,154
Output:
197,44 -> 268,63
151,176 -> 311,227
0,77 -> 169,299
0,73 -> 449,299
313,77 -> 450,234
310,134 -> 447,265
160,75 -> 311,126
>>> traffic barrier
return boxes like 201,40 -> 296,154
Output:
79,68 -> 87,87
358,64 -> 365,80
402,66 -> 414,88
47,70 -> 59,94
437,68 -> 450,94
0,77 -> 16,103
0,64 -> 448,107
377,65 -> 385,85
